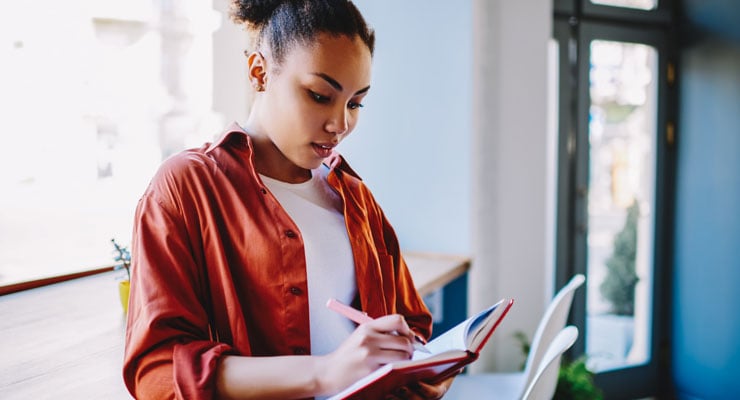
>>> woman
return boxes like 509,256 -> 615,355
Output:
123,1 -> 455,398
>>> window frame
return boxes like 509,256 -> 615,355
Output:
553,1 -> 678,398
583,0 -> 674,24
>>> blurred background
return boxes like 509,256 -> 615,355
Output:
1,0 -> 738,398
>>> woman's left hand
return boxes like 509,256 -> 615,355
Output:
384,374 -> 457,400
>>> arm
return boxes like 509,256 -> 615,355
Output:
216,315 -> 419,399
124,189 -> 232,399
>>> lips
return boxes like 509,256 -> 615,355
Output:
312,142 -> 335,158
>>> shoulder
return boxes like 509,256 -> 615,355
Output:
151,122 -> 249,188
152,147 -> 214,189
142,145 -> 218,211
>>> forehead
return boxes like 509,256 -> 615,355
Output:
280,33 -> 372,89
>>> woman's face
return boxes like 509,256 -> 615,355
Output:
249,33 -> 372,181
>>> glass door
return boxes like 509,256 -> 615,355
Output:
585,37 -> 658,372
573,21 -> 672,398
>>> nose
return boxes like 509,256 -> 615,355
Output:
325,106 -> 349,136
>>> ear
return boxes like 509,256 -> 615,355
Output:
246,51 -> 267,91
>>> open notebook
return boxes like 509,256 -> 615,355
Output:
328,298 -> 514,400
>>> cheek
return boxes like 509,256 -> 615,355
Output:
271,91 -> 313,130
287,94 -> 323,127
346,111 -> 360,132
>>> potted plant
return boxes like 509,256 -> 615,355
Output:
554,356 -> 603,400
111,238 -> 131,313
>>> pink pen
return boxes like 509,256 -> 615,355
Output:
326,298 -> 430,353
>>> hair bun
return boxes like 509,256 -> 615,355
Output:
231,0 -> 282,27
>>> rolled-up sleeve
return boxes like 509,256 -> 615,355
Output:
123,187 -> 234,400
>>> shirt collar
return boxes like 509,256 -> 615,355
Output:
206,121 -> 249,152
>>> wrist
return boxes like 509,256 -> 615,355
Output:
312,354 -> 334,396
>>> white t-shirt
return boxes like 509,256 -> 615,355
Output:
260,166 -> 357,357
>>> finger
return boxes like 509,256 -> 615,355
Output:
409,377 -> 454,399
348,326 -> 414,362
411,381 -> 442,398
369,314 -> 412,335
359,321 -> 415,354
361,335 -> 414,362
368,315 -> 418,346
394,385 -> 424,400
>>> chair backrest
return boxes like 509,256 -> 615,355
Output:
520,274 -> 585,394
521,325 -> 579,400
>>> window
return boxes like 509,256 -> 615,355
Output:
553,1 -> 676,398
0,1 -> 222,286
585,39 -> 657,372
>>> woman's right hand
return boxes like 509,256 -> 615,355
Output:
317,314 -> 417,395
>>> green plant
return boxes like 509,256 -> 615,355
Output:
513,330 -> 531,371
554,357 -> 603,400
111,238 -> 131,281
599,201 -> 640,316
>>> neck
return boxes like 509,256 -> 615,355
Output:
243,121 -> 312,184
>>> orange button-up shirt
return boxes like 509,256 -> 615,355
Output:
123,123 -> 432,399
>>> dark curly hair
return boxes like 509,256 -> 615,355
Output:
231,0 -> 375,64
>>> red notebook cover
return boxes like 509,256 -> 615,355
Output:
329,298 -> 514,400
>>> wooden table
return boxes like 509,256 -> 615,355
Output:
0,271 -> 132,399
404,252 -> 471,298
0,252 -> 469,399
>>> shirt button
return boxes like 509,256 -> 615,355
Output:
285,229 -> 297,238
260,188 -> 267,194
293,347 -> 308,355
289,286 -> 303,296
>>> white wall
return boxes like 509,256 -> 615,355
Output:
349,0 -> 555,372
470,0 -> 553,372
345,0 -> 473,255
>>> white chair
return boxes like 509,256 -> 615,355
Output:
446,326 -> 579,400
521,326 -> 579,400
444,274 -> 585,400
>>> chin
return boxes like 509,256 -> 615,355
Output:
306,160 -> 325,170
293,158 -> 323,172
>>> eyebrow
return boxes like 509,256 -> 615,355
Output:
312,72 -> 371,95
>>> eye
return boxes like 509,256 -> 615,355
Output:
348,101 -> 364,110
309,90 -> 330,104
